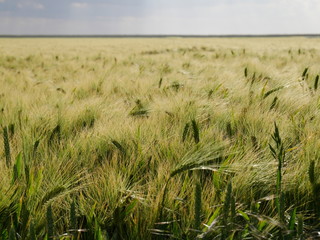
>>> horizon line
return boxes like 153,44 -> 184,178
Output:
0,34 -> 320,38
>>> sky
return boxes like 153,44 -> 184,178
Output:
0,0 -> 319,35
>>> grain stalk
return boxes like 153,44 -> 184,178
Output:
308,160 -> 320,219
269,122 -> 285,225
9,228 -> 16,240
47,205 -> 54,240
70,200 -> 77,231
30,221 -> 37,240
221,182 -> 234,240
3,126 -> 12,167
194,176 -> 202,230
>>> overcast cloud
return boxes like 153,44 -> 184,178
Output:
0,0 -> 319,34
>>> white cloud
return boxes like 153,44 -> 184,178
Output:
71,2 -> 88,8
0,0 -> 5,3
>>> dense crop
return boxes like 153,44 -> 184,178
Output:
0,37 -> 320,239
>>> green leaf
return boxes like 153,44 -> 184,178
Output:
124,199 -> 137,217
15,152 -> 22,178
206,207 -> 221,227
288,208 -> 296,231
238,210 -> 250,221
12,152 -> 23,183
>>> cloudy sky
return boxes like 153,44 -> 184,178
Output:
0,0 -> 319,35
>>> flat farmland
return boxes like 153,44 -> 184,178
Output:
0,38 -> 320,239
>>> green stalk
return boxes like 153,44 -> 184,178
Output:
3,126 -> 11,167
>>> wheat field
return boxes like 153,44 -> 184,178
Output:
0,37 -> 320,239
